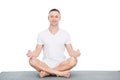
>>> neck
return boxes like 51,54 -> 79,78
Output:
49,26 -> 59,35
49,25 -> 58,29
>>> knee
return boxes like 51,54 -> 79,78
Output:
69,57 -> 77,67
29,57 -> 37,66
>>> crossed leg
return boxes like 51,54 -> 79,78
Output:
29,57 -> 77,78
40,57 -> 77,77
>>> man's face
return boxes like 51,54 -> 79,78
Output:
48,11 -> 61,26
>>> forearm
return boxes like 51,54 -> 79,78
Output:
32,44 -> 43,57
68,48 -> 80,58
69,50 -> 76,57
65,44 -> 80,58
32,50 -> 40,57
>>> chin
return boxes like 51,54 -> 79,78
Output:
51,23 -> 58,26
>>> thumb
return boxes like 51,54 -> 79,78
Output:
77,49 -> 80,53
28,50 -> 31,52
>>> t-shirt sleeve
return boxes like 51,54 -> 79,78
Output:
64,32 -> 71,44
37,33 -> 43,45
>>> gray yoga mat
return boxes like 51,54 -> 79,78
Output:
0,71 -> 120,80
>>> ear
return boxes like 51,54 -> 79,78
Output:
59,16 -> 61,20
48,16 -> 50,20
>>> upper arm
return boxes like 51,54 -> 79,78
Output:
65,44 -> 80,58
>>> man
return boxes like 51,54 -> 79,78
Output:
26,9 -> 80,78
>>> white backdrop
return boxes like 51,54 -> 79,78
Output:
0,0 -> 120,72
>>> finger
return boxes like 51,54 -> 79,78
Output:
76,49 -> 80,53
28,54 -> 32,57
28,50 -> 31,52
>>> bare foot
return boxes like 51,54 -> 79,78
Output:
57,70 -> 71,78
40,71 -> 50,78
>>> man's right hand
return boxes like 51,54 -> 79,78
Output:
26,50 -> 34,58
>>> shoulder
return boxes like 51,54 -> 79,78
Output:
38,29 -> 48,35
60,29 -> 70,37
59,29 -> 71,39
38,29 -> 48,38
60,29 -> 69,35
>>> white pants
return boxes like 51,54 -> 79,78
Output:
43,57 -> 65,68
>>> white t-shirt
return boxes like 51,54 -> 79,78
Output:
37,29 -> 71,68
